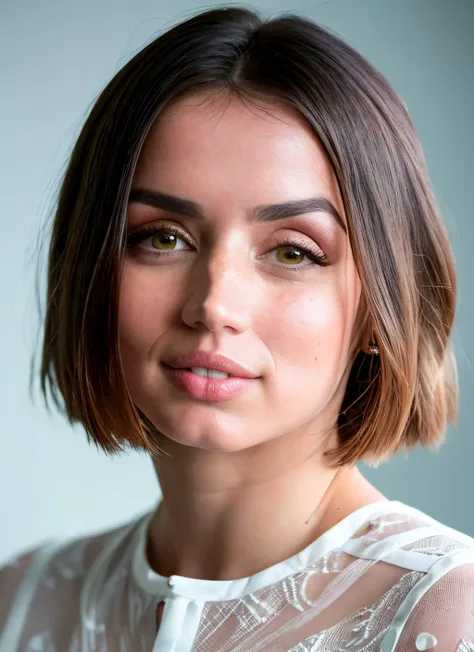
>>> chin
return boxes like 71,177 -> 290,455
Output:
181,437 -> 248,452
148,409 -> 259,453
159,430 -> 253,453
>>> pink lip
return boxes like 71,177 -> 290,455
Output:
161,364 -> 257,402
162,351 -> 259,379
161,350 -> 260,402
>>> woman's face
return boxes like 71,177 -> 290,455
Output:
118,92 -> 362,453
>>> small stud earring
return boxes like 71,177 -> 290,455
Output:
368,342 -> 379,355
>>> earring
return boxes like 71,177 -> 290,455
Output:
368,342 -> 379,355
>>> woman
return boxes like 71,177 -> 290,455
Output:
1,6 -> 473,651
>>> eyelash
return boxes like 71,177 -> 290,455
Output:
126,224 -> 329,270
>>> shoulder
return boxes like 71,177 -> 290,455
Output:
381,556 -> 474,651
343,500 -> 474,568
0,510 -> 150,649
356,502 -> 474,651
0,514 -> 134,589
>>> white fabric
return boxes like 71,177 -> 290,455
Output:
1,499 -> 474,651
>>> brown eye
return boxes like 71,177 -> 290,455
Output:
275,246 -> 306,265
268,237 -> 329,270
151,232 -> 180,250
126,225 -> 192,256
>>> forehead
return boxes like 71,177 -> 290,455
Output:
133,92 -> 342,209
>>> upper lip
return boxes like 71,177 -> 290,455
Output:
162,351 -> 259,379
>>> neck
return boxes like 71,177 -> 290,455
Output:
146,431 -> 386,582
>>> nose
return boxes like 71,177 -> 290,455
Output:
181,251 -> 253,334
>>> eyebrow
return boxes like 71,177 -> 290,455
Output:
128,188 -> 347,233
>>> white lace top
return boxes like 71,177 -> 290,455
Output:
1,499 -> 474,652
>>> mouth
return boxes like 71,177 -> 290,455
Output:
160,363 -> 258,402
161,351 -> 259,380
175,366 -> 232,379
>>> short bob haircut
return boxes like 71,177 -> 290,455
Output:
35,6 -> 458,468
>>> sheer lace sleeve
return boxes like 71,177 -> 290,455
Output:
0,547 -> 39,633
387,560 -> 474,651
0,522 -> 138,652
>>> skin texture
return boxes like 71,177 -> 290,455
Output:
118,92 -> 386,582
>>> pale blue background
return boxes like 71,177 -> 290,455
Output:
1,0 -> 473,563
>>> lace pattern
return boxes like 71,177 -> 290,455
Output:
1,503 -> 474,652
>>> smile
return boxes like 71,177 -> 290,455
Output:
161,363 -> 257,402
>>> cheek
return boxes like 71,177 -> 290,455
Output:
263,284 -> 349,374
117,265 -> 176,356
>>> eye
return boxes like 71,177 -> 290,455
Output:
126,225 -> 192,255
148,230 -> 185,251
268,237 -> 329,270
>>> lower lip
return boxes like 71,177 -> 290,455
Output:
161,364 -> 257,403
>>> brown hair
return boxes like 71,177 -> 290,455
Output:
33,6 -> 458,467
